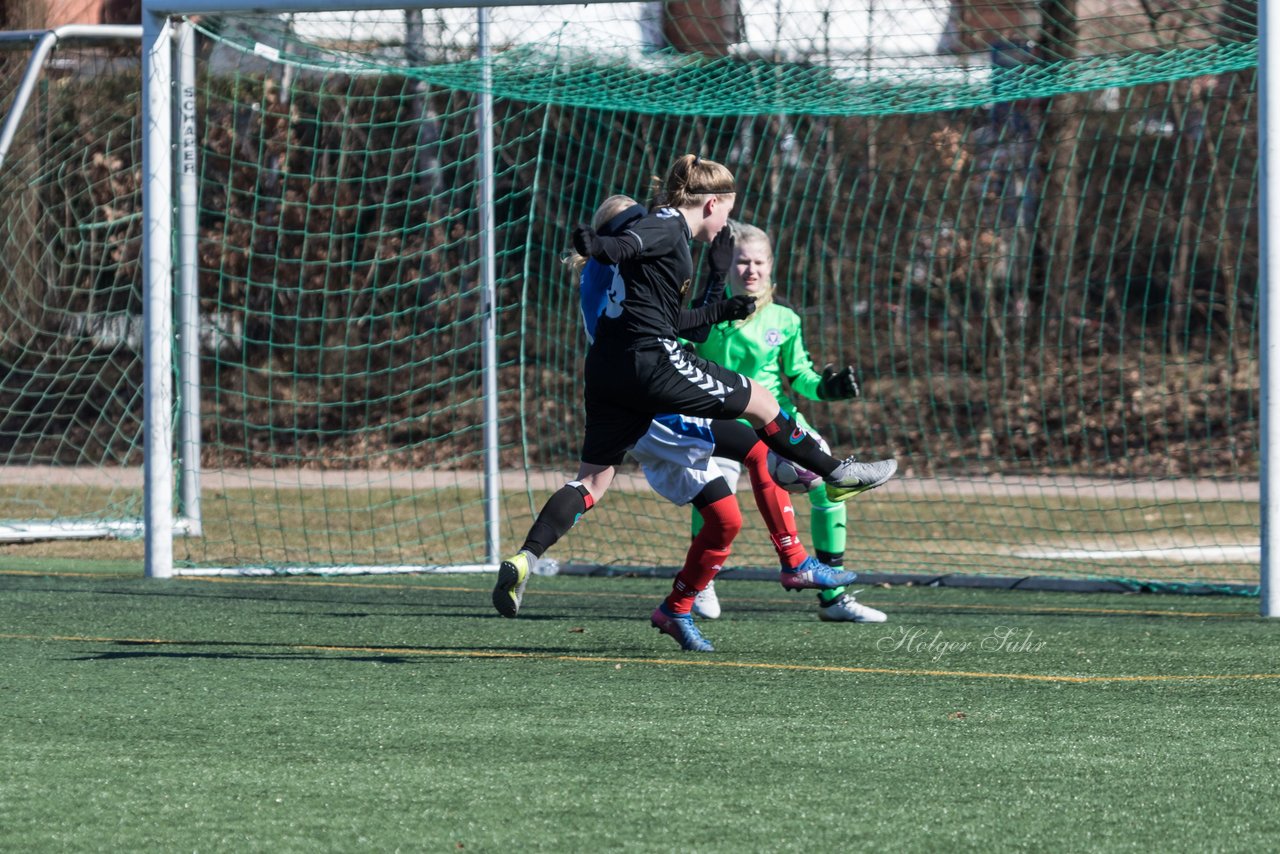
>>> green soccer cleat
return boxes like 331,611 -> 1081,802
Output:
492,550 -> 532,618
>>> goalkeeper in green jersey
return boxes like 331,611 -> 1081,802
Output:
691,221 -> 884,623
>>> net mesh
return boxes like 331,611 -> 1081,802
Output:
0,0 -> 1260,586
0,41 -> 146,540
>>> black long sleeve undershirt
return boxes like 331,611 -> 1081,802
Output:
588,232 -> 641,266
676,264 -> 730,342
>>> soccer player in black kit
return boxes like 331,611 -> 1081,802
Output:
493,154 -> 897,623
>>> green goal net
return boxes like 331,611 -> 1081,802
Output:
0,1 -> 1261,589
0,32 -> 148,543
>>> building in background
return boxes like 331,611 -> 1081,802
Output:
2,0 -> 136,27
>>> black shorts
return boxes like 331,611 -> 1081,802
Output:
581,338 -> 753,466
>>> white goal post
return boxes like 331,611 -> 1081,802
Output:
0,24 -> 205,544
1259,0 -> 1280,616
0,26 -> 140,168
139,5 -> 517,578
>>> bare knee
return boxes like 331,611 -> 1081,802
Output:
574,464 -> 615,502
739,385 -> 780,428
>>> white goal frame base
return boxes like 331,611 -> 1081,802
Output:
173,563 -> 498,577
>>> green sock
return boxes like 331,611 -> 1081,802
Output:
818,587 -> 845,606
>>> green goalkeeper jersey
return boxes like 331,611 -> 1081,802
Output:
694,299 -> 823,420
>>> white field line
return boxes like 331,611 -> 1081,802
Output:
0,467 -> 1260,502
1015,545 -> 1261,563
172,563 -> 496,576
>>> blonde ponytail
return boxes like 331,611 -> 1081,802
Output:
657,154 -> 736,210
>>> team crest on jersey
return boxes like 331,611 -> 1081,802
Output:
765,328 -> 782,347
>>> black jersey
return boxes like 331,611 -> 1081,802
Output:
591,207 -> 693,345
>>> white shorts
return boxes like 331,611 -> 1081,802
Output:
629,415 -> 742,506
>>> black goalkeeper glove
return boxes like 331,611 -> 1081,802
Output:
720,294 -> 756,322
572,224 -> 602,258
818,364 -> 860,400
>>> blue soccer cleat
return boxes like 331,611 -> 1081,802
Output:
780,555 -> 859,591
650,604 -> 715,652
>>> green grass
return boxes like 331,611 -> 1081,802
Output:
0,483 -> 1261,585
2,569 -> 1278,851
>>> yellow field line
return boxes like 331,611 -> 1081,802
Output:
3,631 -> 1277,684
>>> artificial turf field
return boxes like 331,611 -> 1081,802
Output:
2,566 -> 1278,852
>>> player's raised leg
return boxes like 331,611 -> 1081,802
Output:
736,382 -> 896,502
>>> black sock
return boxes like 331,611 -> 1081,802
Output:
520,482 -> 594,558
754,412 -> 838,477
816,550 -> 844,567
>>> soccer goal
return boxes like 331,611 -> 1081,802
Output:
0,26 -> 172,544
31,0 -> 1262,589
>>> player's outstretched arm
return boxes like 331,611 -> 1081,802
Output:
676,295 -> 754,341
682,226 -> 739,341
572,223 -> 640,265
776,317 -> 860,402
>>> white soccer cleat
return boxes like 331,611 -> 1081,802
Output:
692,580 -> 721,620
817,590 -> 887,623
824,456 -> 897,502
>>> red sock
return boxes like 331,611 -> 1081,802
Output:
665,495 -> 741,614
743,441 -> 808,570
